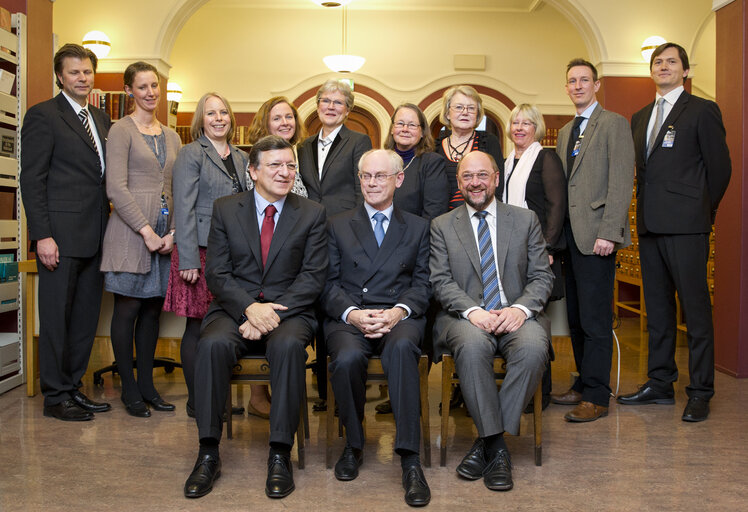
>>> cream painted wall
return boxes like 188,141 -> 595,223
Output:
692,13 -> 716,100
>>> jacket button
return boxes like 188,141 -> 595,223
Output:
362,288 -> 368,293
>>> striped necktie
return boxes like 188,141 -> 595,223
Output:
475,210 -> 501,311
78,109 -> 100,157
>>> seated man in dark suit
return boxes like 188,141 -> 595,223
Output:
430,151 -> 553,492
323,149 -> 432,507
183,135 -> 328,500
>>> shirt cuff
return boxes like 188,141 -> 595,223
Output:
510,304 -> 532,319
462,306 -> 481,320
342,306 -> 359,324
394,303 -> 411,320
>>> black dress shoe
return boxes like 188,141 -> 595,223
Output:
186,402 -> 195,418
375,399 -> 392,414
184,454 -> 221,498
123,400 -> 151,418
266,453 -> 295,498
456,438 -> 486,480
617,384 -> 674,405
334,444 -> 363,481
682,396 -> 710,422
71,391 -> 111,413
44,399 -> 94,421
312,399 -> 327,412
144,396 -> 176,412
483,448 -> 513,491
402,464 -> 430,507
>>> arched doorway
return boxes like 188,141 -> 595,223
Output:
304,106 -> 381,149
429,111 -> 504,145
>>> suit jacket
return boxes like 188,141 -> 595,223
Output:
430,201 -> 554,359
100,116 -> 182,274
322,204 -> 431,328
204,191 -> 328,325
631,91 -> 731,234
556,103 -> 635,254
297,125 -> 372,216
393,152 -> 450,220
173,135 -> 249,270
20,93 -> 112,258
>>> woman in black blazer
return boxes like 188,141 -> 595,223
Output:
503,103 -> 567,409
383,103 -> 449,220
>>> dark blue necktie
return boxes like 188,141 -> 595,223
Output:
475,210 -> 500,311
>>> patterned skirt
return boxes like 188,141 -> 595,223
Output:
163,245 -> 213,318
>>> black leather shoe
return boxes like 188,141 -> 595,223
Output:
682,396 -> 710,422
44,399 -> 94,421
312,399 -> 327,412
617,384 -> 674,405
186,402 -> 195,418
456,438 -> 486,480
144,396 -> 176,412
184,454 -> 221,498
123,400 -> 151,418
483,448 -> 513,491
266,453 -> 294,498
334,445 -> 363,481
402,464 -> 430,507
71,391 -> 111,413
375,399 -> 392,414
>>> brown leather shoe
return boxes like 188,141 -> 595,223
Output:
550,388 -> 582,405
564,401 -> 608,422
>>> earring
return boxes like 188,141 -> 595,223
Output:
128,93 -> 134,98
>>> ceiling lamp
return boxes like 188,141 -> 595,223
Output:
641,36 -> 667,63
310,1 -> 353,6
82,31 -> 111,59
323,6 -> 365,73
167,82 -> 183,103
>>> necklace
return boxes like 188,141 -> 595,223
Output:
448,131 -> 475,161
130,114 -> 161,134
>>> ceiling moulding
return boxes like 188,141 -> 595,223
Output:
216,0 -> 546,12
712,0 -> 735,11
97,58 -> 172,77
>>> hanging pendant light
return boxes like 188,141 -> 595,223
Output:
323,6 -> 365,73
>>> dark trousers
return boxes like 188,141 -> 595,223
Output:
639,233 -> 714,399
327,318 -> 423,453
37,254 -> 103,407
194,310 -> 313,446
563,224 -> 616,406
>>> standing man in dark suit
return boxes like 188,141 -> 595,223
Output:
20,44 -> 112,421
323,149 -> 431,507
183,136 -> 327,500
551,59 -> 635,422
430,151 -> 553,492
297,79 -> 372,409
617,43 -> 731,422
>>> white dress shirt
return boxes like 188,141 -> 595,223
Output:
646,85 -> 684,142
317,124 -> 343,179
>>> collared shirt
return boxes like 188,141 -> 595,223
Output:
62,90 -> 105,172
462,198 -> 532,320
341,202 -> 411,324
576,101 -> 599,135
317,124 -> 343,179
253,189 -> 286,232
646,85 -> 684,143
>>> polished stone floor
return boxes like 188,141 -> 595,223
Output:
1,318 -> 747,511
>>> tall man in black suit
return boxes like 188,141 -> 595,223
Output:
617,43 -> 731,422
323,149 -> 431,507
20,44 -> 112,421
183,136 -> 328,500
297,79 -> 372,409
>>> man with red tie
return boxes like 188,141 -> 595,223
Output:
183,135 -> 328,500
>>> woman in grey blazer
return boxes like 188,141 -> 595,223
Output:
100,62 -> 182,417
162,92 -> 253,417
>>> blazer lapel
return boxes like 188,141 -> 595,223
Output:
364,208 -> 407,282
56,94 -> 99,156
200,135 -> 234,183
351,205 -> 379,264
263,194 -> 300,276
236,192 -> 263,270
453,206 -> 481,277
636,102 -> 655,162
301,135 -> 321,192
570,103 -> 602,179
229,145 -> 248,190
90,107 -> 108,160
321,126 -> 349,180
649,92 -> 690,159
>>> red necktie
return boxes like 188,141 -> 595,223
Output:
261,204 -> 277,268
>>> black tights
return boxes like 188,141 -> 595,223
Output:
180,317 -> 202,409
110,294 -> 165,404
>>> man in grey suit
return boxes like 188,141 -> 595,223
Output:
551,59 -> 635,422
430,151 -> 552,492
322,149 -> 431,506
183,136 -> 328,500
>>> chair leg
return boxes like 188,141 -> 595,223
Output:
440,356 -> 454,467
326,357 -> 335,469
533,381 -> 542,466
302,383 -> 310,440
297,408 -> 305,470
226,385 -> 233,440
418,355 -> 431,467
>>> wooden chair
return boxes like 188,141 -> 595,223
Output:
226,356 -> 310,469
326,354 -> 431,468
440,354 -> 542,467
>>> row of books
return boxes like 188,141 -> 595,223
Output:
87,90 -> 135,121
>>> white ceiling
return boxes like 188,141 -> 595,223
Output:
214,0 -> 545,12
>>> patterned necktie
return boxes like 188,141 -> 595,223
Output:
647,98 -> 665,158
373,212 -> 386,247
261,204 -> 277,268
475,211 -> 500,311
566,115 -> 584,176
78,109 -> 99,156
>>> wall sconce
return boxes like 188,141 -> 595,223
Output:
82,31 -> 111,59
641,36 -> 666,63
167,82 -> 183,103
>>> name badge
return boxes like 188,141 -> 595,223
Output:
571,137 -> 583,157
160,195 -> 169,215
160,207 -> 169,215
662,128 -> 676,148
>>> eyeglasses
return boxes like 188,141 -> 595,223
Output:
358,171 -> 399,184
459,171 -> 494,182
511,120 -> 535,129
319,98 -> 346,108
450,104 -> 478,114
265,161 -> 298,172
394,121 -> 421,130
